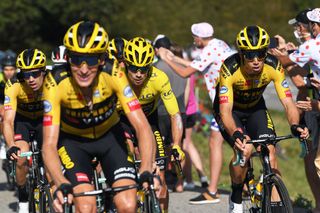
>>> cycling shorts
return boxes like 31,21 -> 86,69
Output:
185,113 -> 197,129
14,114 -> 43,145
58,122 -> 136,187
121,119 -> 168,171
216,102 -> 276,147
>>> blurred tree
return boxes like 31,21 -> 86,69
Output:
0,0 -> 318,54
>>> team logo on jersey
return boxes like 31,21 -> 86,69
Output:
281,80 -> 289,88
123,86 -> 134,98
127,99 -> 141,111
219,86 -> 228,94
43,115 -> 53,126
43,100 -> 52,113
219,96 -> 229,104
93,90 -> 100,97
163,90 -> 173,100
4,96 -> 10,104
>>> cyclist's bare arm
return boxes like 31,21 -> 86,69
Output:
170,113 -> 183,147
220,102 -> 237,136
3,109 -> 16,148
126,108 -> 154,173
42,124 -> 70,186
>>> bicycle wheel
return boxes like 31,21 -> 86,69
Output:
145,190 -> 161,213
262,175 -> 293,213
28,181 -> 37,213
39,186 -> 55,213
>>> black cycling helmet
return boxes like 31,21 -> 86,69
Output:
1,55 -> 16,67
108,37 -> 127,61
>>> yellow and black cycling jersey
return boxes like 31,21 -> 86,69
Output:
4,75 -> 44,119
0,72 -> 6,104
219,53 -> 292,109
43,60 -> 141,139
117,66 -> 179,118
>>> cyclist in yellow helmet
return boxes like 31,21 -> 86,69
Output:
3,48 -> 47,213
42,21 -> 155,213
217,26 -> 309,212
121,37 -> 184,213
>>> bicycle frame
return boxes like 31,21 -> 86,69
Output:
20,130 -> 54,213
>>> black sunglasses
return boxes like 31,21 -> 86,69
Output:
126,63 -> 150,74
22,69 -> 43,79
242,49 -> 267,61
69,54 -> 101,67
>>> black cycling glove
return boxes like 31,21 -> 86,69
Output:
138,171 -> 154,186
232,130 -> 245,143
53,183 -> 73,200
290,124 -> 306,138
6,146 -> 20,160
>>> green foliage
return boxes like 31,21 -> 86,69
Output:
293,194 -> 313,210
0,0 -> 317,54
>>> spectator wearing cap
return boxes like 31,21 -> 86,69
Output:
287,9 -> 320,213
154,35 -> 209,192
158,22 -> 236,204
153,35 -> 188,191
271,9 -> 320,206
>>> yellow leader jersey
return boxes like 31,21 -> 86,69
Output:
219,53 -> 292,109
42,63 -> 141,139
117,66 -> 179,118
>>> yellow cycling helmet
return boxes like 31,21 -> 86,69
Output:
16,48 -> 46,70
108,37 -> 128,61
124,37 -> 154,67
63,21 -> 109,54
236,25 -> 270,51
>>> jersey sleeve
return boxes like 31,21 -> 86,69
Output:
289,41 -> 313,68
4,80 -> 19,111
42,72 -> 61,126
219,63 -> 234,104
270,62 -> 293,100
157,71 -> 179,115
111,67 -> 141,114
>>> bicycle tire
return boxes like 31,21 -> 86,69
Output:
28,181 -> 37,213
145,190 -> 161,213
39,188 -> 47,213
262,175 -> 293,213
39,186 -> 54,213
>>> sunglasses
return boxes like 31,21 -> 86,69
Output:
22,69 -> 43,79
242,49 -> 267,61
126,63 -> 150,74
69,54 -> 101,67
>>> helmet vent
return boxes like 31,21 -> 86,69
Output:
129,54 -> 134,63
141,51 -> 146,63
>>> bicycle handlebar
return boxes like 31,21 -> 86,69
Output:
73,184 -> 138,197
232,134 -> 309,166
171,149 -> 183,178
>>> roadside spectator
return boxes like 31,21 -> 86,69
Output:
154,35 -> 188,192
270,8 -> 320,212
183,73 -> 208,190
158,22 -> 236,204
